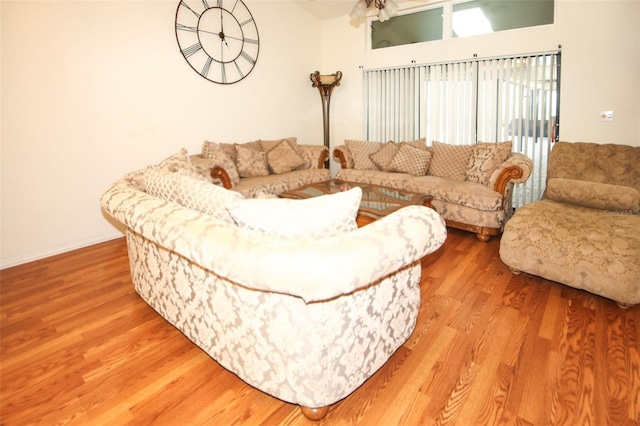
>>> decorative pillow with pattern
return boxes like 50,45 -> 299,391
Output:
143,167 -> 181,202
228,187 -> 362,238
235,144 -> 270,178
369,142 -> 399,170
176,174 -> 245,224
400,138 -> 428,151
465,141 -> 513,185
260,137 -> 310,170
266,140 -> 306,174
428,141 -> 474,181
124,148 -> 194,192
345,140 -> 382,170
201,141 -> 241,186
387,143 -> 432,176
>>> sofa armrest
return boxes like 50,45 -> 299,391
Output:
211,166 -> 232,189
333,145 -> 354,169
489,152 -> 533,195
299,144 -> 330,169
101,180 -> 447,303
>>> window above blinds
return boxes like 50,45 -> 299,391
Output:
370,0 -> 555,49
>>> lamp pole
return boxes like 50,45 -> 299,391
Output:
310,71 -> 342,169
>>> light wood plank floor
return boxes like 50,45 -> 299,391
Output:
1,229 -> 639,425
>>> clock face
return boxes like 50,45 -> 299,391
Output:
175,0 -> 260,84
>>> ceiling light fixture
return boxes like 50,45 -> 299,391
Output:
350,0 -> 399,25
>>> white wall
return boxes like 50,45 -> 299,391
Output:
320,0 -> 640,174
1,0 -> 324,268
2,0 -> 639,268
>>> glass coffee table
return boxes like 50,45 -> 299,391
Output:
280,179 -> 433,227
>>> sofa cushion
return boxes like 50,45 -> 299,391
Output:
235,144 -> 270,178
346,140 -> 382,170
465,141 -> 512,185
405,175 -> 503,211
201,141 -> 241,186
386,143 -> 432,176
336,169 -> 411,190
546,178 -> 640,212
428,141 -> 473,181
266,140 -> 306,174
228,187 -> 362,238
369,142 -> 399,170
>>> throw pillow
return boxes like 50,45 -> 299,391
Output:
345,139 -> 382,170
465,141 -> 513,185
266,140 -> 306,174
143,167 -> 181,202
386,143 -> 433,176
428,141 -> 474,181
125,148 -> 195,192
369,142 -> 400,170
235,144 -> 270,178
201,141 -> 241,186
228,187 -> 362,238
400,137 -> 428,151
177,174 -> 245,224
260,137 -> 311,170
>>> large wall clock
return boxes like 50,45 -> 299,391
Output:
175,0 -> 260,84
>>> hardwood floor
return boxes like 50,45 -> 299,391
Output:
1,229 -> 638,425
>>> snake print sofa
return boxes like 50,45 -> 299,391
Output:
101,155 -> 447,420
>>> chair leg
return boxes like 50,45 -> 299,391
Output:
301,406 -> 329,421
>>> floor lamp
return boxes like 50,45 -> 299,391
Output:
310,71 -> 342,168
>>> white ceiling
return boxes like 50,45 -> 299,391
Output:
294,0 -> 427,21
293,0 -> 355,21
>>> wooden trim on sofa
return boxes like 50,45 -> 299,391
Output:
494,165 -> 524,206
211,167 -> 232,189
318,148 -> 330,169
445,219 -> 501,242
333,148 -> 348,169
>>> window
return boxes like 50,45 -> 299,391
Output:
371,8 -> 444,49
452,0 -> 555,38
370,1 -> 554,48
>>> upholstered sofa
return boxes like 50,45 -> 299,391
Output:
500,141 -> 640,307
193,137 -> 330,197
333,139 -> 533,241
103,151 -> 447,420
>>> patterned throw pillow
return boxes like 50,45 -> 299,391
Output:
400,137 -> 428,150
177,174 -> 245,224
235,144 -> 270,178
386,144 -> 433,176
428,141 -> 474,181
345,140 -> 382,170
266,140 -> 306,174
260,137 -> 311,170
465,141 -> 513,185
201,141 -> 241,186
125,148 -> 195,192
228,187 -> 362,238
369,142 -> 399,170
143,167 -> 181,202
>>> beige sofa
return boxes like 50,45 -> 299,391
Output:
103,151 -> 447,420
500,142 -> 640,307
193,137 -> 330,197
333,139 -> 533,241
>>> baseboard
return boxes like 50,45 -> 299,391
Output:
0,231 -> 124,270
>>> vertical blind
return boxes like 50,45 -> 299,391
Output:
363,51 -> 560,208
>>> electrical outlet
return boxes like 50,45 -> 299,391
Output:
600,110 -> 614,121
